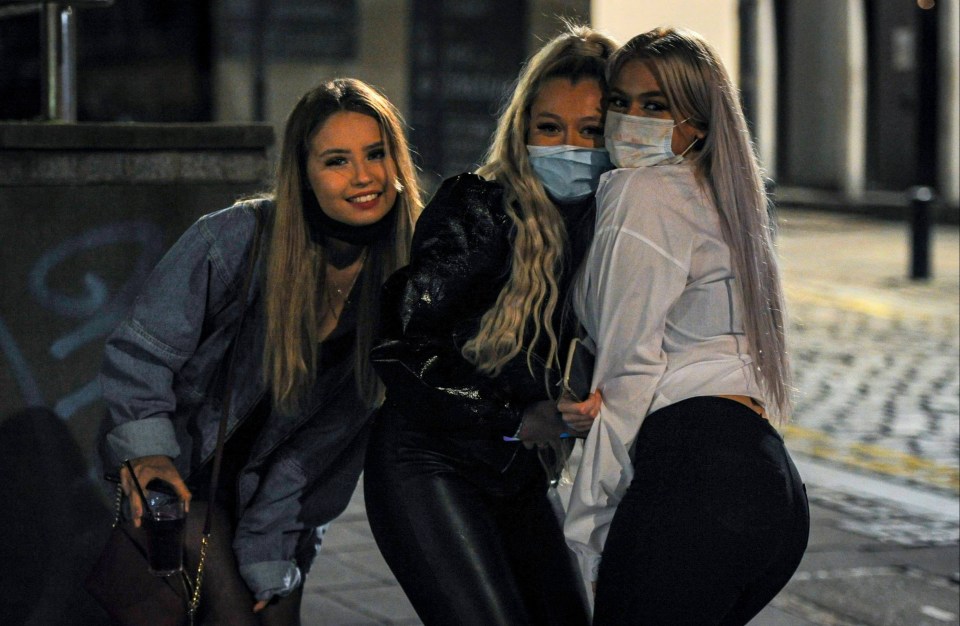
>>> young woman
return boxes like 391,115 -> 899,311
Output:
561,27 -> 810,625
363,25 -> 617,626
97,78 -> 422,625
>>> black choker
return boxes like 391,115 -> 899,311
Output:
302,190 -> 397,246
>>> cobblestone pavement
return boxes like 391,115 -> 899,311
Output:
775,210 -> 960,493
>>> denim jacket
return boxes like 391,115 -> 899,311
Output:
98,200 -> 373,600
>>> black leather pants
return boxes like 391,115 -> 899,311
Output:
364,404 -> 589,626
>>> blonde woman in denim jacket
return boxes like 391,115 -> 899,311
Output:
97,78 -> 422,625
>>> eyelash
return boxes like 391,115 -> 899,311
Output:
608,96 -> 628,109
608,96 -> 669,113
322,149 -> 386,167
536,123 -> 603,138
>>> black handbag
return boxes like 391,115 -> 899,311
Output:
83,488 -> 195,626
84,210 -> 262,625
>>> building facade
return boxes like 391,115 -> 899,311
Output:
594,0 -> 959,215
2,0 -> 956,212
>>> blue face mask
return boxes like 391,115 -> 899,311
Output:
526,145 -> 612,202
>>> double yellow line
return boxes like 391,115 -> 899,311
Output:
782,283 -> 959,493
783,424 -> 959,493
784,284 -> 942,321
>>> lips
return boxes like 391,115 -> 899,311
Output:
348,191 -> 382,210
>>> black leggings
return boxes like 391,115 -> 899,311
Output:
183,401 -> 305,625
593,397 -> 809,626
182,501 -> 304,626
364,407 -> 589,626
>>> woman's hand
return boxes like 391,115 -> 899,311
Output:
558,389 -> 602,434
253,599 -> 269,613
120,455 -> 192,527
518,400 -> 566,449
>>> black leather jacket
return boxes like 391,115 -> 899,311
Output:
371,173 -> 594,437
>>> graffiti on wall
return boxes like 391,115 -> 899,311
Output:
1,221 -> 165,419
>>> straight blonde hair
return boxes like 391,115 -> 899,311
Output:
264,78 -> 422,413
609,28 -> 792,419
467,24 -> 618,385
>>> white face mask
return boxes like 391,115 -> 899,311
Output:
604,110 -> 698,168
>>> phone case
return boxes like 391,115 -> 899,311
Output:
562,337 -> 595,403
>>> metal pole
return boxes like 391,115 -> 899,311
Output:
909,185 -> 935,280
40,3 -> 76,121
59,5 -> 77,121
42,2 -> 60,120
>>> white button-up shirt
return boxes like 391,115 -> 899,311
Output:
564,163 -> 765,582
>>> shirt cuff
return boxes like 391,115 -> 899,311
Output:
105,416 -> 181,466
239,560 -> 303,601
578,551 -> 602,583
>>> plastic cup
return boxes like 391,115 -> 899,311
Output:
142,490 -> 186,576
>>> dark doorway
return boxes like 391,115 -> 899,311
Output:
865,0 -> 938,190
408,0 -> 528,185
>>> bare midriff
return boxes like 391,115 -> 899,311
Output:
715,394 -> 767,418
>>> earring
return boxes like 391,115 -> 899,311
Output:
394,178 -> 405,194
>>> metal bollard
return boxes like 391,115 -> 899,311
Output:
908,186 -> 935,280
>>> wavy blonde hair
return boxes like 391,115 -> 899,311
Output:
609,28 -> 793,419
264,78 -> 422,413
466,24 -> 617,383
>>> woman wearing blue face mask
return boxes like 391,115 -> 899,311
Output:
363,24 -> 617,625
560,27 -> 809,625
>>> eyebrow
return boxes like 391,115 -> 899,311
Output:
316,140 -> 385,159
611,87 -> 665,99
532,111 -> 603,122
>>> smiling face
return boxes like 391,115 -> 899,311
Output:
527,77 -> 605,148
305,111 -> 399,227
608,59 -> 705,155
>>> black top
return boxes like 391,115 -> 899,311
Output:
371,173 -> 594,437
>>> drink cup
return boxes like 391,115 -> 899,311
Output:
142,489 -> 186,577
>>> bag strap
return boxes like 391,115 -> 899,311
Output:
188,205 -> 264,617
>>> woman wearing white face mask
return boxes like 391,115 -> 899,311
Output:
559,27 -> 809,625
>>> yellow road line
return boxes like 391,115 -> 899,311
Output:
783,424 -> 960,493
783,284 -> 926,320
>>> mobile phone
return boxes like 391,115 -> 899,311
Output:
562,337 -> 595,403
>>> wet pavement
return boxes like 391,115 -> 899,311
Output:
300,209 -> 960,625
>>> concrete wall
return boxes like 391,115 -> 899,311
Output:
591,0 -> 740,78
780,0 -> 849,190
0,123 -> 272,453
941,0 -> 960,207
0,121 -> 274,623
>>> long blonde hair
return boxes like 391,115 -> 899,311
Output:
466,24 -> 617,382
264,78 -> 422,413
609,28 -> 792,419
